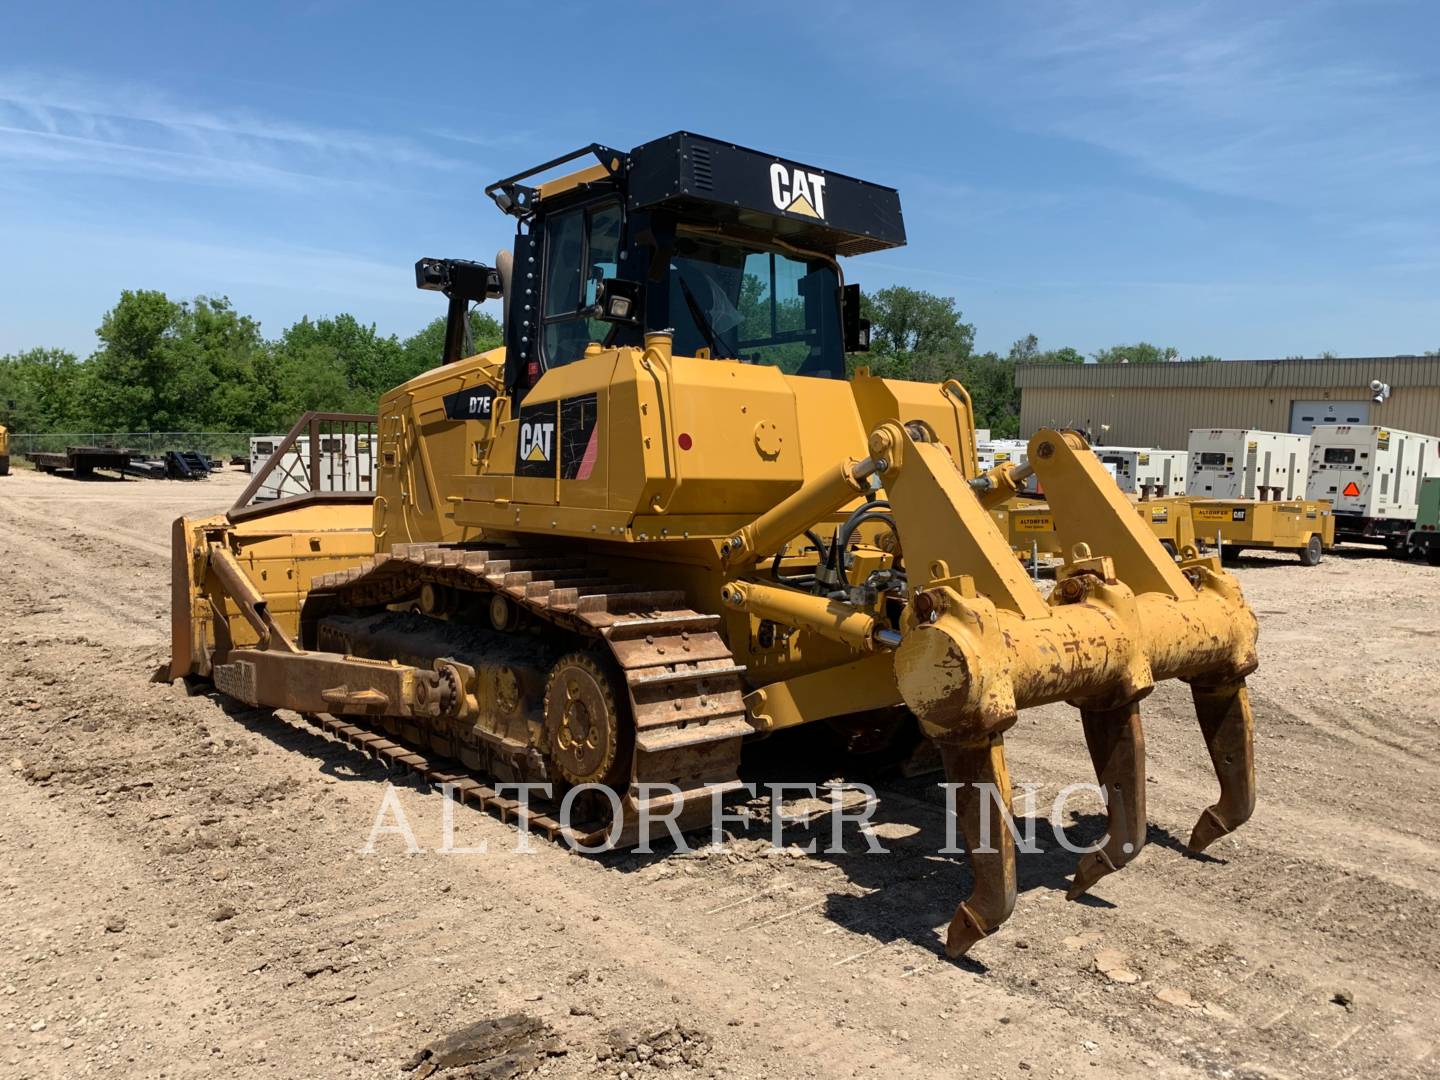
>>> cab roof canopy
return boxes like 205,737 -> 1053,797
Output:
485,131 -> 906,258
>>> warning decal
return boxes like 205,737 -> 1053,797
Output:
1342,481 -> 1361,496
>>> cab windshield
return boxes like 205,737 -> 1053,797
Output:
668,232 -> 844,378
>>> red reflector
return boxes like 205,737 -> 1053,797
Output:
1342,482 -> 1360,496
678,433 -> 693,451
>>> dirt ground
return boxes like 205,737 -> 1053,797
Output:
2,465 -> 1439,1080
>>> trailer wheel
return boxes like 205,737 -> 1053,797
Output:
1220,545 -> 1243,566
1298,535 -> 1323,566
1160,540 -> 1178,560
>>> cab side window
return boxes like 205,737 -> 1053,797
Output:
541,201 -> 623,370
542,210 -> 584,319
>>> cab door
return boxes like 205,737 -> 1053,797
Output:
508,200 -> 626,511
536,200 -> 624,376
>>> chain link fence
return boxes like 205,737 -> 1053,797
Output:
10,432 -> 279,460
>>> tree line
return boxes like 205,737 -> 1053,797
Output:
0,284 -> 1202,440
0,290 -> 502,435
855,287 -> 1218,437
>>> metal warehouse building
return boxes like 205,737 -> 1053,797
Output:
1015,355 -> 1440,449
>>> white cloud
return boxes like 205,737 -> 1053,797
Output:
1011,5 -> 1438,207
861,2 -> 1439,213
0,71 -> 469,190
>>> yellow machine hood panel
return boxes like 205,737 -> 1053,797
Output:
398,343 -> 986,543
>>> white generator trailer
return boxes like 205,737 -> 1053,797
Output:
248,436 -> 286,476
979,439 -> 1099,494
1187,429 -> 1310,501
979,439 -> 1030,488
980,438 -> 1118,494
1306,425 -> 1439,547
979,437 -> 1123,492
1095,446 -> 1188,496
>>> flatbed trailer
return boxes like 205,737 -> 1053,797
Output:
26,446 -> 133,478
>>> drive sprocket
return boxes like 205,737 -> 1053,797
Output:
544,652 -> 632,788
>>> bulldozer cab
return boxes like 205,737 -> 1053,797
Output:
437,133 -> 906,389
400,133 -> 970,548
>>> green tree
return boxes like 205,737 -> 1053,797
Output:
274,314 -> 406,411
168,297 -> 268,430
86,290 -> 185,431
0,348 -> 89,431
1092,342 -> 1178,364
1008,335 -> 1040,363
1007,335 -> 1084,365
80,291 -> 268,431
847,285 -> 1020,435
863,286 -> 975,360
958,352 -> 1022,438
261,340 -> 353,426
400,310 -> 504,377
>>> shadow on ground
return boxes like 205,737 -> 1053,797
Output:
199,688 -> 1229,964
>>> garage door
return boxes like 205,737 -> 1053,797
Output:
1290,400 -> 1369,434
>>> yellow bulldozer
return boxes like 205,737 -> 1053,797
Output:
0,423 -> 10,476
168,133 -> 1259,957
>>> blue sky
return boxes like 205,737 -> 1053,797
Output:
2,1 -> 1438,360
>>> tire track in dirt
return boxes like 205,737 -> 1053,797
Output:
1,496 -> 175,562
0,521 -> 167,640
1010,727 -> 1440,895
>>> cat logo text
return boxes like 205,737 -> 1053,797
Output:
519,420 -> 554,463
769,163 -> 827,219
